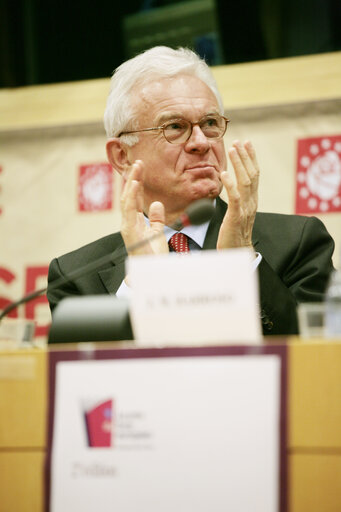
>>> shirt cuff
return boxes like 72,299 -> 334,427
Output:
116,278 -> 131,298
252,252 -> 262,271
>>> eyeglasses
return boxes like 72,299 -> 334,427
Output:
118,114 -> 230,144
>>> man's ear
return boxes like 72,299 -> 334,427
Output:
106,138 -> 129,175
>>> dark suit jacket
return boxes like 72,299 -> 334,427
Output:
47,197 -> 335,335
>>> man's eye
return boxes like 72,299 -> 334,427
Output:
167,121 -> 186,130
203,117 -> 219,127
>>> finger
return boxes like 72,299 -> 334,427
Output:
148,201 -> 165,232
244,140 -> 260,194
121,164 -> 130,184
230,141 -> 253,180
148,201 -> 169,253
228,142 -> 258,200
233,140 -> 259,178
228,145 -> 251,193
220,171 -> 240,213
121,179 -> 141,230
121,160 -> 144,214
136,210 -> 147,232
131,161 -> 145,213
121,160 -> 143,200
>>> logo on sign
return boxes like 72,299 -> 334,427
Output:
84,399 -> 114,448
295,135 -> 341,214
83,398 -> 153,449
78,163 -> 113,212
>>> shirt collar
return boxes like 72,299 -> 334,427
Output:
164,221 -> 210,248
144,199 -> 216,249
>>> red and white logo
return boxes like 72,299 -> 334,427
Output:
295,135 -> 341,214
84,399 -> 114,448
78,163 -> 113,212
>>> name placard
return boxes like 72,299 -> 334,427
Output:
48,346 -> 286,512
128,248 -> 261,345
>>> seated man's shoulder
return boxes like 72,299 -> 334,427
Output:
254,211 -> 332,256
55,232 -> 124,268
253,211 -> 333,269
255,211 -> 323,231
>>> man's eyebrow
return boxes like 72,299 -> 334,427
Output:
156,110 -> 221,125
156,112 -> 183,124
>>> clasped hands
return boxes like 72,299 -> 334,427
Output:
120,140 -> 260,256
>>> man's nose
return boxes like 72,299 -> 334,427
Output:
185,125 -> 210,153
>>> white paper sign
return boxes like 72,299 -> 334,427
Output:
50,354 -> 281,512
128,248 -> 261,345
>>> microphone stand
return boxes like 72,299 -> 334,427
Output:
0,232 -> 163,321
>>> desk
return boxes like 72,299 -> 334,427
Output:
0,349 -> 46,512
288,340 -> 341,512
0,340 -> 340,512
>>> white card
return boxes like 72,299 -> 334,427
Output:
128,248 -> 261,345
50,353 -> 281,512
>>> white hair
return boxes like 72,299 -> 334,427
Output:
103,46 -> 224,145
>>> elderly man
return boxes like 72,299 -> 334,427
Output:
47,46 -> 334,335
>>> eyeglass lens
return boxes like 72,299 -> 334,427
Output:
163,116 -> 226,143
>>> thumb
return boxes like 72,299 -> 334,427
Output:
148,201 -> 165,233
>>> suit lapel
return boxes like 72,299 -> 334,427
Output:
98,242 -> 127,294
203,197 -> 225,249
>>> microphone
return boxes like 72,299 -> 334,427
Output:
0,199 -> 215,320
170,198 -> 215,230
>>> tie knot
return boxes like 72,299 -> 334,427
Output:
169,232 -> 190,253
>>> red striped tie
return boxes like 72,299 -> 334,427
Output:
169,233 -> 190,253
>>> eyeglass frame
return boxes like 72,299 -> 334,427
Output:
118,114 -> 230,144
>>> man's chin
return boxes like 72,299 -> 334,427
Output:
190,180 -> 222,200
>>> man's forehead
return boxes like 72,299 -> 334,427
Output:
156,109 -> 220,124
134,74 -> 214,97
130,74 -> 219,120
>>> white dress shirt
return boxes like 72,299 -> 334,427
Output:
116,220 -> 261,297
